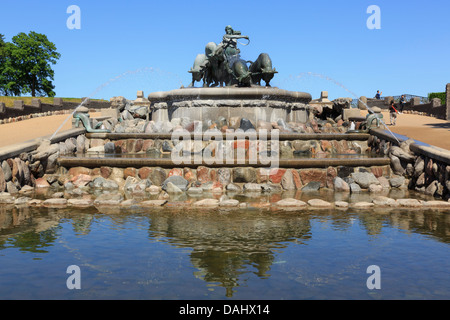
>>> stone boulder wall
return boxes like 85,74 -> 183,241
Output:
0,134 -> 396,197
0,135 -> 91,193
3,163 -> 397,196
369,132 -> 450,200
0,129 -> 377,196
81,137 -> 369,158
110,111 -> 354,135
8,139 -> 449,210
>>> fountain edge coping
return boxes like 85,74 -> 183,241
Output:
57,156 -> 390,169
0,128 -> 86,162
147,87 -> 312,103
85,132 -> 371,141
370,128 -> 450,165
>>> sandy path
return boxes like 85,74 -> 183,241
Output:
365,111 -> 450,150
0,113 -> 100,148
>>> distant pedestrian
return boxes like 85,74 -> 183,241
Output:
399,95 -> 406,113
389,100 -> 398,125
375,90 -> 382,99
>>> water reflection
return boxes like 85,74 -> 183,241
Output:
146,210 -> 312,297
0,205 -> 59,253
0,204 -> 449,298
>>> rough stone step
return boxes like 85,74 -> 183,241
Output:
57,156 -> 390,169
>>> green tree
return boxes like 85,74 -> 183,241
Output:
0,33 -> 7,95
1,31 -> 61,97
428,92 -> 446,105
0,38 -> 22,96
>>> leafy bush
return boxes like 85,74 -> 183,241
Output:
428,92 -> 446,105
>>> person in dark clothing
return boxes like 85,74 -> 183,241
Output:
375,90 -> 382,99
389,100 -> 398,125
399,95 -> 406,113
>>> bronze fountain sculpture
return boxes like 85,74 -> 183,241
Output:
188,26 -> 277,88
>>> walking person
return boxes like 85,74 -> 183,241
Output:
389,100 -> 398,126
399,95 -> 406,113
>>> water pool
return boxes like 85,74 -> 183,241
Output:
0,204 -> 448,300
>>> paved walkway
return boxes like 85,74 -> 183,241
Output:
366,111 -> 450,150
0,111 -> 449,150
0,113 -> 100,148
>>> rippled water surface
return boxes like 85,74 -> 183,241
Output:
0,203 -> 449,300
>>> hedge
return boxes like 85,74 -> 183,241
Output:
428,92 -> 446,105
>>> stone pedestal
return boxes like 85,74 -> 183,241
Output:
384,96 -> 394,105
134,90 -> 151,106
31,99 -> 41,108
53,98 -> 63,106
358,96 -> 367,110
81,97 -> 90,106
343,108 -> 361,121
13,100 -> 24,110
101,108 -> 120,119
431,98 -> 441,108
446,83 -> 450,120
411,97 -> 421,106
309,91 -> 333,112
148,87 -> 312,124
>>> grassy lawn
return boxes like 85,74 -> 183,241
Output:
0,96 -> 107,107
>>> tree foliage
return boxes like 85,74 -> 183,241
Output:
0,31 -> 61,97
428,92 -> 446,106
0,33 -> 8,95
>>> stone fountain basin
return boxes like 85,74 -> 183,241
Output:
147,87 -> 312,124
58,130 -> 389,170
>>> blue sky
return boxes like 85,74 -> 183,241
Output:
1,0 -> 449,101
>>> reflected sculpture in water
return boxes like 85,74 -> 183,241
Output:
147,210 -> 312,297
0,206 -> 449,298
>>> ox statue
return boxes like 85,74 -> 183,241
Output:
230,59 -> 252,87
188,53 -> 208,87
249,53 -> 277,87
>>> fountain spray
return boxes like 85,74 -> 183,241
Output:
287,72 -> 401,145
49,67 -> 184,141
